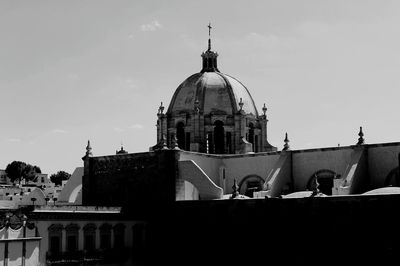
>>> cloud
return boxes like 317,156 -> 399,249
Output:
129,124 -> 144,130
113,127 -> 124,132
7,138 -> 21,142
52,129 -> 67,134
140,20 -> 163,32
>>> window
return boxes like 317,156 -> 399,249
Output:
226,132 -> 232,154
207,132 -> 213,154
100,223 -> 112,250
65,224 -> 80,252
133,224 -> 146,251
238,175 -> 264,198
185,132 -> 191,151
213,120 -> 225,154
48,224 -> 63,255
113,223 -> 126,248
255,135 -> 259,153
248,123 -> 255,152
83,223 -> 97,252
307,170 -> 337,196
50,236 -> 61,254
176,122 -> 185,149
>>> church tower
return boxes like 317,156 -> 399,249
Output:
155,25 -> 276,154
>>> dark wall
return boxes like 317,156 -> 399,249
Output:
82,150 -> 178,216
147,195 -> 400,266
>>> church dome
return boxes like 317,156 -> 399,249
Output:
167,71 -> 258,116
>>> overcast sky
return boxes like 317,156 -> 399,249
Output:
1,0 -> 400,175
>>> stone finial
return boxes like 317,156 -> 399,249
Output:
231,179 -> 239,199
239,98 -> 244,111
283,133 -> 290,151
161,135 -> 168,150
158,102 -> 164,115
116,144 -> 128,155
85,140 -> 93,157
171,135 -> 180,150
262,103 -> 267,117
311,176 -> 320,197
357,126 -> 364,145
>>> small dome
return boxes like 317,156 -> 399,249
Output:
362,187 -> 400,195
167,72 -> 258,116
282,191 -> 327,198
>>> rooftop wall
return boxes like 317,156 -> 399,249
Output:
292,147 -> 353,190
368,143 -> 400,188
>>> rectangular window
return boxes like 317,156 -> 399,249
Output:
255,135 -> 259,152
185,132 -> 191,150
207,132 -> 213,154
50,236 -> 61,254
84,234 -> 95,251
226,132 -> 232,153
67,235 -> 77,252
100,234 -> 111,249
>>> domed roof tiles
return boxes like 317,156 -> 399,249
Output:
167,71 -> 258,116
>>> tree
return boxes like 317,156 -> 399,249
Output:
5,161 -> 27,183
50,171 -> 71,186
5,161 -> 41,184
22,164 -> 42,182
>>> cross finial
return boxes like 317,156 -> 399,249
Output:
207,23 -> 212,51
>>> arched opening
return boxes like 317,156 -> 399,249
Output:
307,169 -> 337,195
176,122 -> 185,149
238,175 -> 264,198
248,123 -> 255,152
214,120 -> 225,154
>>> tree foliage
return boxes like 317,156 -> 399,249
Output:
5,161 -> 41,184
50,171 -> 71,186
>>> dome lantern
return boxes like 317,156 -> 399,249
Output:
201,23 -> 219,72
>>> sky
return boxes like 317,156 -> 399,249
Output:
1,0 -> 400,175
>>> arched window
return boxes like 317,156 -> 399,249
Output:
100,223 -> 112,250
384,167 -> 400,187
214,120 -> 225,154
307,169 -> 337,195
83,223 -> 97,252
113,223 -> 126,248
248,123 -> 255,152
176,122 -> 185,150
65,224 -> 80,252
238,175 -> 264,198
